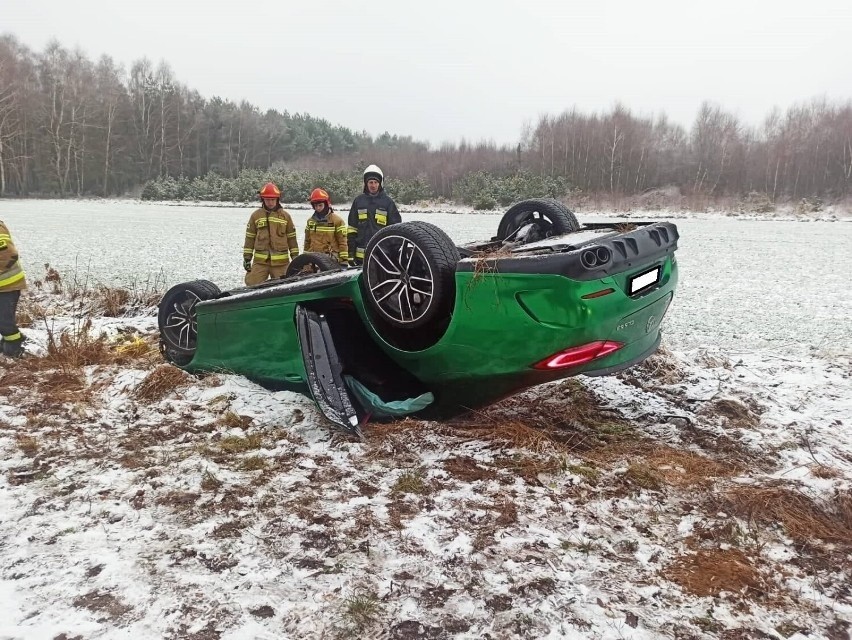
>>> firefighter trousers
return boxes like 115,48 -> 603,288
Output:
245,262 -> 289,286
0,290 -> 24,357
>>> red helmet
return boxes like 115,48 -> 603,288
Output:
309,188 -> 330,205
259,182 -> 281,199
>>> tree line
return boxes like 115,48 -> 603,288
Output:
2,33 -> 851,203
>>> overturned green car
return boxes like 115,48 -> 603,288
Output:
158,199 -> 679,432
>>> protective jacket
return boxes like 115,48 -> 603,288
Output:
347,189 -> 401,261
304,209 -> 349,264
243,205 -> 300,266
0,220 -> 26,293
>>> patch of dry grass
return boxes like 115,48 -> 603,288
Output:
622,463 -> 665,493
134,365 -> 192,401
93,286 -> 131,317
236,456 -> 267,471
492,454 -> 563,483
219,433 -> 263,454
452,416 -> 559,452
719,485 -> 852,547
218,411 -> 254,429
664,548 -> 769,598
392,469 -> 429,495
589,444 -> 739,489
15,435 -> 40,457
42,318 -> 119,371
622,345 -> 688,385
702,397 -> 761,429
443,456 -> 497,482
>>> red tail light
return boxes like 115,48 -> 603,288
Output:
581,288 -> 615,300
532,340 -> 623,370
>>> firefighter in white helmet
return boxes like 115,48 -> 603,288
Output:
347,165 -> 401,265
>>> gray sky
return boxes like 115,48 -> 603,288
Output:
4,0 -> 852,145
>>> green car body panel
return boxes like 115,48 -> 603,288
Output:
183,239 -> 678,418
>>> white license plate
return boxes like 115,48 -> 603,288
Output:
629,266 -> 661,294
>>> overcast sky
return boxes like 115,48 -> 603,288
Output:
4,0 -> 852,145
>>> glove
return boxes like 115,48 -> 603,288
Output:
243,258 -> 252,272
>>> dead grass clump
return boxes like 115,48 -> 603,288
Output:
613,222 -> 638,232
443,456 -> 497,482
72,591 -> 133,620
15,300 -> 36,327
664,548 -> 767,597
0,365 -> 39,393
493,454 -> 563,483
340,591 -> 383,634
134,365 -> 192,401
212,519 -> 246,539
43,319 -> 118,370
392,470 -> 429,495
537,379 -> 630,433
155,491 -> 200,508
495,495 -> 518,527
623,345 -> 688,385
91,284 -> 161,317
15,435 -> 40,457
701,397 -> 760,429
622,463 -> 665,493
453,417 -> 557,452
94,286 -> 131,317
366,418 -> 430,443
720,485 -> 852,547
809,464 -> 841,479
218,411 -> 254,429
586,442 -> 739,491
449,380 -> 631,453
695,349 -> 732,369
219,433 -> 263,454
644,447 -> 738,487
236,455 -> 267,471
38,369 -> 87,396
200,470 -> 223,492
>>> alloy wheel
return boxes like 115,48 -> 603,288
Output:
365,234 -> 435,324
162,291 -> 201,351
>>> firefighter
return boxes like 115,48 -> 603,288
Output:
304,188 -> 349,265
0,219 -> 26,358
347,165 -> 401,265
243,182 -> 300,285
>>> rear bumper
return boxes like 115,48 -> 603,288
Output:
582,331 -> 661,377
456,221 -> 679,281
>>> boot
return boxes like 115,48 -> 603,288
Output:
2,336 -> 24,358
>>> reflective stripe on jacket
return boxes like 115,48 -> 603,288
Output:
304,211 -> 349,263
243,206 -> 300,264
0,221 -> 26,293
347,190 -> 401,260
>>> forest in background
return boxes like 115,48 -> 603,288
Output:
2,34 -> 851,207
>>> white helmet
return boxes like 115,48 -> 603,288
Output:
363,164 -> 384,185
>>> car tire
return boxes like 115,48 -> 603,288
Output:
362,221 -> 460,330
496,198 -> 580,242
285,252 -> 342,277
158,279 -> 221,358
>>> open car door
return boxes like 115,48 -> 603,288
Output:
295,305 -> 362,435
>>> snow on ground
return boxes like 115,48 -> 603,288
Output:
1,276 -> 850,640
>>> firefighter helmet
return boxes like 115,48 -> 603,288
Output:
259,182 -> 281,199
363,164 -> 383,185
309,188 -> 331,205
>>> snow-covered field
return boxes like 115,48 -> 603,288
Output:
0,199 -> 850,639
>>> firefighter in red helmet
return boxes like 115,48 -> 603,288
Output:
242,182 -> 300,285
304,188 -> 349,265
